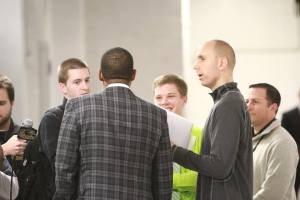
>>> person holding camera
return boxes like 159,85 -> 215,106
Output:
0,74 -> 23,199
0,74 -> 27,172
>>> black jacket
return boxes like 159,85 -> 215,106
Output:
282,107 -> 300,148
0,119 -> 21,173
38,98 -> 66,199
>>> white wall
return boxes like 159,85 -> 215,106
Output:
46,0 -> 182,106
0,0 -> 25,124
1,0 -> 300,128
183,0 -> 300,127
84,0 -> 183,101
1,0 -> 182,126
47,0 -> 86,107
24,0 -> 49,126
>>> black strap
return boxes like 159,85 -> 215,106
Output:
252,119 -> 276,152
253,135 -> 265,153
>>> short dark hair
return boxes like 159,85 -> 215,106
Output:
0,74 -> 15,103
249,83 -> 281,109
58,58 -> 89,83
153,74 -> 188,96
101,47 -> 134,80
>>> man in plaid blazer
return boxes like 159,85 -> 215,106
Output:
53,47 -> 172,200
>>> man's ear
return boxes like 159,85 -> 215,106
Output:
58,82 -> 67,96
131,69 -> 136,81
270,103 -> 279,113
183,95 -> 188,104
218,56 -> 228,71
99,69 -> 104,81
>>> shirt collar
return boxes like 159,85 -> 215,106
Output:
106,83 -> 130,89
252,118 -> 276,137
252,119 -> 280,140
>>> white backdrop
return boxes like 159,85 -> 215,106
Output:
1,0 -> 300,128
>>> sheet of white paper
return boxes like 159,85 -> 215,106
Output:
166,110 -> 193,148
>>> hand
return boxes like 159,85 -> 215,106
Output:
2,135 -> 28,156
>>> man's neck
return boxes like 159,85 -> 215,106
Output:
253,127 -> 262,135
104,79 -> 131,87
253,118 -> 275,135
211,76 -> 233,91
0,119 -> 11,132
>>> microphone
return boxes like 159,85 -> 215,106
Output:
15,119 -> 37,161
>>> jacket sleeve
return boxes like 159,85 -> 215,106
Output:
152,110 -> 173,200
173,128 -> 202,192
53,100 -> 80,200
253,138 -> 299,200
173,97 -> 247,179
281,113 -> 291,134
38,112 -> 61,167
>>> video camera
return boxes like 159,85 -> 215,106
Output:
17,119 -> 37,141
15,119 -> 37,161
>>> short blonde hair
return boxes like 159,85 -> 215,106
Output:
153,74 -> 187,96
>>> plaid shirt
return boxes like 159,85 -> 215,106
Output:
53,86 -> 172,200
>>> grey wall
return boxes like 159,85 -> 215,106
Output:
0,0 -> 25,124
84,0 -> 183,100
1,0 -> 183,126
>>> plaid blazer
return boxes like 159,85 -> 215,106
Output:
53,86 -> 172,200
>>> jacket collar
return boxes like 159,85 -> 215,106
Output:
58,98 -> 67,111
209,82 -> 238,103
252,119 -> 280,141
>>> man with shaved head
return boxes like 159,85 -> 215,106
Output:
172,40 -> 253,200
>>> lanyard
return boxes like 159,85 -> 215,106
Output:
252,119 -> 275,153
253,135 -> 265,153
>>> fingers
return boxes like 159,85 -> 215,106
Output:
15,140 -> 27,155
2,135 -> 28,156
